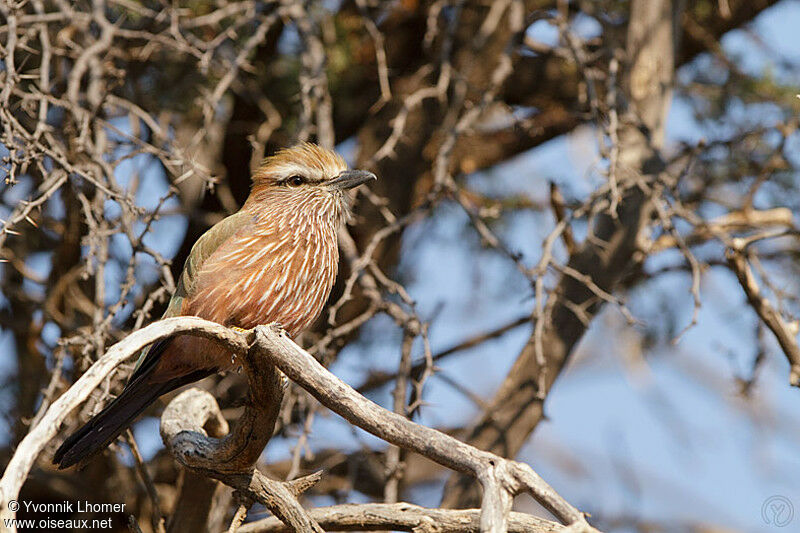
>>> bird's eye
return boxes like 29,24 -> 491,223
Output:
287,175 -> 305,187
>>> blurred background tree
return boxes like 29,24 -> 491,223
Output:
1,0 -> 799,531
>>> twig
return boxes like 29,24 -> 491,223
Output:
238,503 -> 569,533
124,430 -> 167,533
0,317 -> 246,525
726,244 -> 800,387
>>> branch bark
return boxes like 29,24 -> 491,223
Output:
159,335 -> 324,532
249,324 -> 595,532
0,317 -> 246,528
726,243 -> 800,386
441,0 -> 684,508
237,503 -> 568,533
1,317 -> 595,533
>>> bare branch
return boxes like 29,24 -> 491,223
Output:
160,387 -> 323,532
2,317 -> 594,532
250,324 -> 594,531
238,503 -> 569,533
0,317 -> 246,524
726,245 -> 800,386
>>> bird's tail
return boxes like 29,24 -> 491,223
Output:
53,341 -> 212,469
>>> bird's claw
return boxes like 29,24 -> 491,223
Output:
269,322 -> 286,335
229,327 -> 249,365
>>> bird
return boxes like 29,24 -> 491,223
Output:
53,142 -> 376,469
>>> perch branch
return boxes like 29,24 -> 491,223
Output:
0,317 -> 245,525
237,502 -> 569,533
159,321 -> 327,532
2,317 -> 593,533
249,325 -> 594,532
160,388 -> 323,532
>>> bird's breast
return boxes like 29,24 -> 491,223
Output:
188,221 -> 339,338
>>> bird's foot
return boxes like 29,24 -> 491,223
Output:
229,326 -> 251,366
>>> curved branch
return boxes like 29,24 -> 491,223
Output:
160,346 -> 283,473
249,324 -> 596,532
0,317 -> 246,525
159,329 -> 323,532
2,316 -> 593,533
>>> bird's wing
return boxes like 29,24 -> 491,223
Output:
165,210 -> 255,317
130,210 -> 255,379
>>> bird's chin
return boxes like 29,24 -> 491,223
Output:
336,195 -> 354,225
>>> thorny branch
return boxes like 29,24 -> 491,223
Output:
1,0 -> 798,531
1,318 -> 596,533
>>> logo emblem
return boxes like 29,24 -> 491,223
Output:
762,495 -> 794,527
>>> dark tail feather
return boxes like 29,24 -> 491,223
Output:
53,377 -> 171,469
53,338 -> 213,469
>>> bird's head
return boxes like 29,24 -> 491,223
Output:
245,142 -> 376,226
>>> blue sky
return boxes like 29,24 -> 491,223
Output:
319,3 -> 800,530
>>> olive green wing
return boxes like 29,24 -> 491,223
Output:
163,210 -> 255,318
130,211 -> 254,378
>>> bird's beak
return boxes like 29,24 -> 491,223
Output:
328,169 -> 377,191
